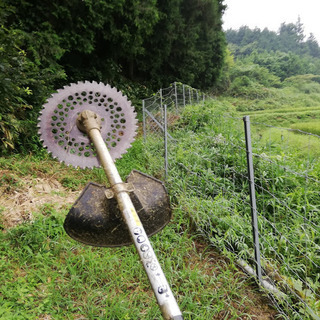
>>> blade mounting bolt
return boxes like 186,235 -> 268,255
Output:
76,110 -> 102,134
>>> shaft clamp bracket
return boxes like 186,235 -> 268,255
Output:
104,182 -> 135,199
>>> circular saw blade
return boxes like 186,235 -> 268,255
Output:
38,81 -> 138,169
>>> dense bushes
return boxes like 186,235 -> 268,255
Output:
226,62 -> 281,98
0,0 -> 226,154
223,21 -> 320,99
0,22 -> 66,153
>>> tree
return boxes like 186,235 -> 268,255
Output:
136,0 -> 227,89
225,20 -> 320,81
0,3 -> 66,153
4,0 -> 226,89
226,19 -> 320,57
4,0 -> 160,83
1,0 -> 227,153
278,19 -> 305,53
305,33 -> 320,58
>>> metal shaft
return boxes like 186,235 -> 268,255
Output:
78,111 -> 183,320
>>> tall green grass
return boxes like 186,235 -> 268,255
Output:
224,80 -> 320,126
0,143 -> 277,319
290,121 -> 320,136
160,101 -> 320,318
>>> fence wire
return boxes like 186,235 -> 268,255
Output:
142,84 -> 320,319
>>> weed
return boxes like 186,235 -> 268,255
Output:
0,149 -> 278,319
148,97 -> 320,318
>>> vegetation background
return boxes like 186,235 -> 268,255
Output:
0,0 -> 226,154
1,0 -> 320,318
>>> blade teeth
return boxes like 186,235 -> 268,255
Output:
38,80 -> 137,166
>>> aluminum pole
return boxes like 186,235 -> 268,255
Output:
78,110 -> 183,320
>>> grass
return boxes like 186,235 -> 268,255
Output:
156,100 -> 320,318
242,110 -> 320,127
290,121 -> 320,136
4,77 -> 319,319
252,125 -> 320,160
224,84 -> 320,126
0,146 -> 278,319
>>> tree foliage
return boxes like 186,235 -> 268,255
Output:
4,0 -> 225,88
222,19 -> 320,96
225,62 -> 281,98
0,0 -> 226,153
0,3 -> 66,153
137,0 -> 226,88
226,19 -> 320,58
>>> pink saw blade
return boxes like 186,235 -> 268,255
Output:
38,81 -> 138,169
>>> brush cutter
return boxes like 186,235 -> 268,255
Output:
38,81 -> 183,320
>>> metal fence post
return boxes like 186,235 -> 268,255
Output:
183,85 -> 185,108
160,88 -> 164,124
164,104 -> 168,180
243,116 -> 262,284
174,82 -> 178,113
142,100 -> 146,142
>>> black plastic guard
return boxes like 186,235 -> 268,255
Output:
64,170 -> 172,247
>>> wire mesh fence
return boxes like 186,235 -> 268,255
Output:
142,82 -> 205,139
142,84 -> 320,319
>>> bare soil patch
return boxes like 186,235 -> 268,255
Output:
0,171 -> 78,228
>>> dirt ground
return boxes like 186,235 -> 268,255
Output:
0,171 -> 78,228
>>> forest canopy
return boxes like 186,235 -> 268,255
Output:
2,0 -> 226,89
222,20 -> 320,96
225,19 -> 320,58
0,0 -> 226,153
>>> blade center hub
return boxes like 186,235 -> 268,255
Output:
76,110 -> 102,134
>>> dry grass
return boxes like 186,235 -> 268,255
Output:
0,171 -> 78,228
